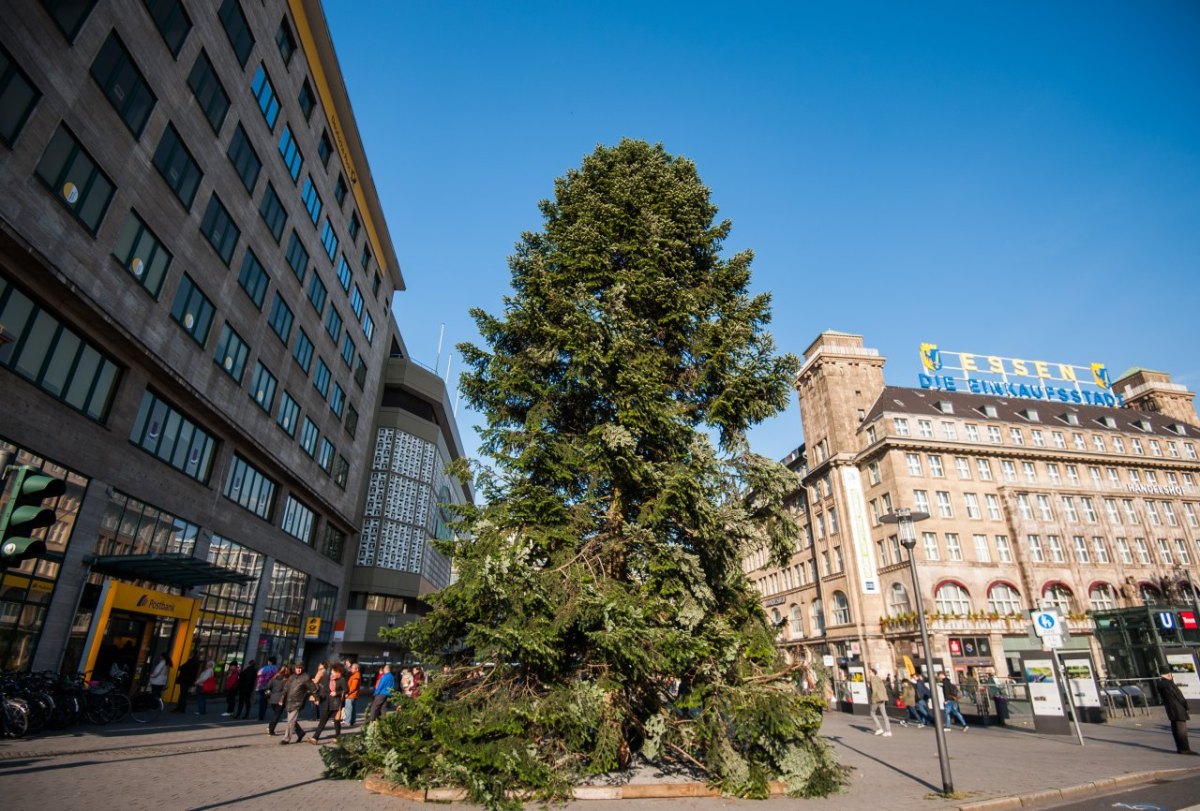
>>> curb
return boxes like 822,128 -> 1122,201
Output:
955,767 -> 1200,811
363,774 -> 788,801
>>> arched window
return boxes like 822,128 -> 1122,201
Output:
1089,584 -> 1116,611
771,607 -> 782,627
831,591 -> 851,625
935,583 -> 972,615
811,599 -> 825,634
1139,582 -> 1162,605
790,604 -> 804,635
1043,583 -> 1074,614
887,582 -> 911,616
988,583 -> 1022,615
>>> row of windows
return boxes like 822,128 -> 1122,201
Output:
129,389 -> 217,483
885,416 -> 1197,459
885,452 -> 1199,491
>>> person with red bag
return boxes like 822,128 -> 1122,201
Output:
194,659 -> 216,716
222,660 -> 241,716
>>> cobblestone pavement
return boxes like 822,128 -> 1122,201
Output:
3,707 -> 1199,810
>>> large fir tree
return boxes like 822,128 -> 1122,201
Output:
327,139 -> 842,807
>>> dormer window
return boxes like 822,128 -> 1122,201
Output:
1062,413 -> 1080,426
935,400 -> 954,415
1135,419 -> 1152,432
978,405 -> 998,419
1018,408 -> 1040,422
1097,416 -> 1117,429
1169,423 -> 1187,436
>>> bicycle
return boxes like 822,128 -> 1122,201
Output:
128,690 -> 163,723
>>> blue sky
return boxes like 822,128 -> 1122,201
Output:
325,1 -> 1200,464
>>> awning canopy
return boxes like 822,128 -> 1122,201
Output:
85,553 -> 254,589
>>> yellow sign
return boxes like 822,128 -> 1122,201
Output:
109,582 -> 197,619
304,616 -> 322,639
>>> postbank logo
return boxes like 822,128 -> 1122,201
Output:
1091,363 -> 1112,390
135,593 -> 177,612
919,343 -> 942,372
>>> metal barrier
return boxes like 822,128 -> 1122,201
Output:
1101,678 -> 1153,717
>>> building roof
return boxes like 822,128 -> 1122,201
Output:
861,386 -> 1200,439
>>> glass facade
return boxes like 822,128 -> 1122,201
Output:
193,535 -> 263,665
259,560 -> 307,664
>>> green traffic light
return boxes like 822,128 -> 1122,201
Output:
0,465 -> 66,565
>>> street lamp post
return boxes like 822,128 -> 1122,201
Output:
882,507 -> 954,797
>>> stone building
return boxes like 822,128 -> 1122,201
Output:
0,0 -> 412,683
745,331 -> 1200,682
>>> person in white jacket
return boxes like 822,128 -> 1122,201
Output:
149,652 -> 171,699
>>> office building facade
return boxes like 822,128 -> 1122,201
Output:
745,331 -> 1200,682
0,0 -> 404,687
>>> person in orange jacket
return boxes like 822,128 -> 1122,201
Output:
344,661 -> 361,726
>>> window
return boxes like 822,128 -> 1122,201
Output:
1073,535 -> 1089,563
894,417 -> 909,436
936,491 -> 953,518
1122,499 -> 1140,524
1081,497 -> 1098,523
917,419 -> 933,438
306,273 -> 327,314
963,493 -> 981,519
199,194 -> 239,265
1001,460 -> 1016,482
299,416 -> 318,456
360,244 -> 372,272
44,0 -> 97,41
333,454 -> 349,489
36,125 -> 115,233
988,583 -> 1022,615
906,452 -> 922,476
223,124 -> 261,193
280,496 -> 315,543
1089,466 -> 1102,486
1176,538 -> 1191,565
945,533 -> 963,561
317,437 -> 334,472
298,79 -> 315,120
1023,461 -> 1037,483
1168,441 -> 1180,457
965,424 -> 979,441
249,361 -> 276,412
285,230 -> 308,281
354,355 -> 367,387
218,0 -> 255,67
91,31 -> 157,137
275,16 -> 296,65
324,306 -> 343,343
1186,503 -> 1199,528
941,420 -> 957,439
313,357 -> 330,398
344,403 -> 358,438
1157,537 -> 1173,565
0,45 -> 41,147
831,592 -> 851,625
1047,534 -> 1065,562
144,0 -> 191,57
1150,440 -> 1162,457
236,249 -> 268,309
1146,501 -> 1162,525
976,458 -> 993,481
887,583 -> 911,617
1089,584 -> 1117,611
112,210 -> 171,297
335,255 -> 352,291
973,534 -> 990,562
1066,464 -> 1080,484
276,391 -> 299,436
955,457 -> 970,479
935,583 -> 971,614
186,50 -> 228,133
1187,443 -> 1198,460
152,124 -> 203,209
1134,537 -> 1151,564
129,389 -> 216,482
169,274 -> 213,345
1036,494 -> 1053,521
922,531 -> 939,560
1094,434 -> 1106,452
1044,584 -> 1074,614
995,535 -> 1012,563
1009,427 -> 1024,445
1047,463 -> 1061,484
267,293 -> 293,344
224,455 -> 276,520
213,322 -> 248,382
320,218 -> 338,260
272,125 -> 304,183
301,176 -> 322,224
340,333 -> 355,367
985,494 -> 1002,520
1017,494 -> 1032,520
1061,496 -> 1078,522
828,506 -> 839,535
1132,438 -> 1144,455
986,425 -> 1002,443
251,63 -> 280,130
1092,536 -> 1110,563
362,312 -> 375,344
867,461 -> 881,486
317,130 -> 332,166
292,328 -> 313,373
1113,436 -> 1126,453
0,276 -> 121,421
329,382 -> 345,417
1027,534 -> 1044,562
349,211 -> 360,241
913,489 -> 930,514
258,183 -> 287,243
333,173 -> 348,207
351,284 -> 364,319
1031,429 -> 1045,447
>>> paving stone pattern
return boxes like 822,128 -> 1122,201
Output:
2,708 -> 1198,810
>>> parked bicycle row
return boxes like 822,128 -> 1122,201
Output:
1,669 -> 162,738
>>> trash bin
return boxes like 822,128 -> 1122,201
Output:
993,694 -> 1009,725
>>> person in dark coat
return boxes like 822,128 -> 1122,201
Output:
310,662 -> 348,743
280,662 -> 316,744
265,666 -> 289,736
1159,670 -> 1197,755
235,659 -> 258,719
173,653 -> 200,713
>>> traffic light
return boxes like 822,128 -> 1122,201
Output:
0,465 -> 66,565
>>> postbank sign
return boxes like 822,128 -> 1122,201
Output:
917,343 -> 1124,408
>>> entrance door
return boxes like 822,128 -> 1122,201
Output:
93,611 -> 179,695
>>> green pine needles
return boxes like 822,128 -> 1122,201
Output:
323,139 -> 844,807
